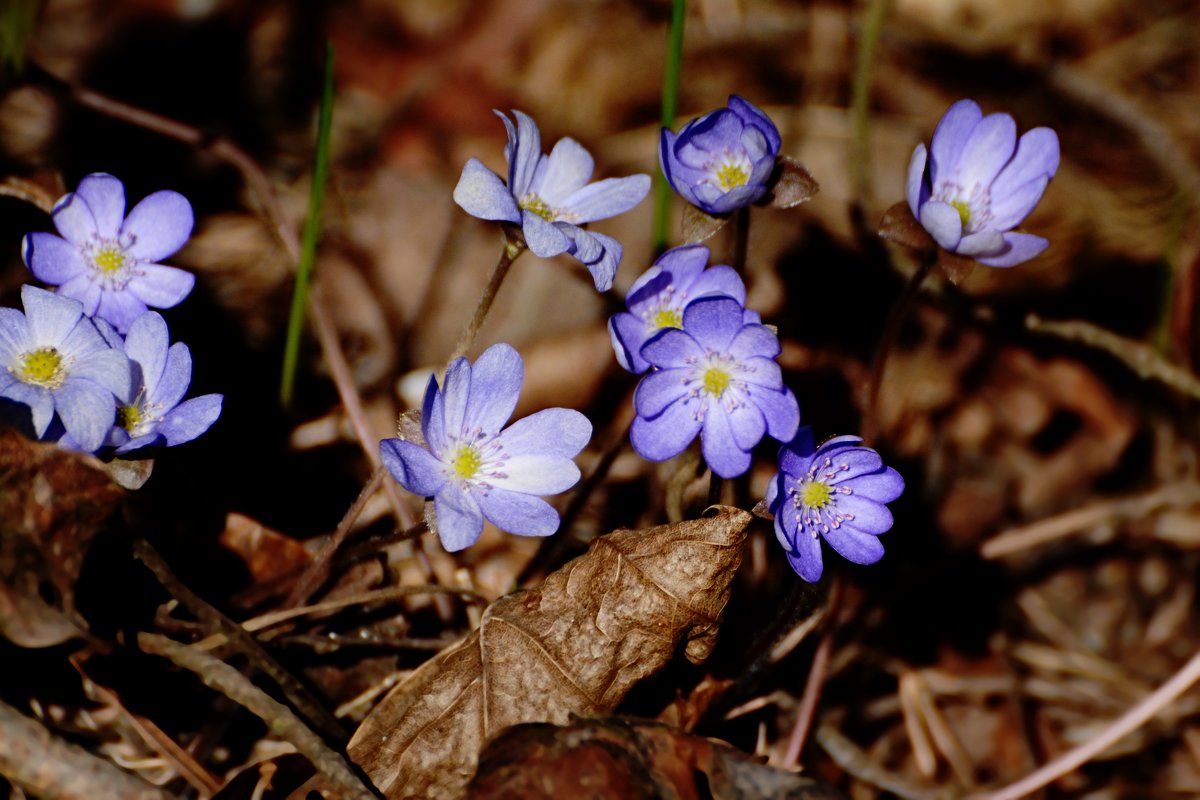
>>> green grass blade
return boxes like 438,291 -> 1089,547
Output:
280,42 -> 335,410
652,0 -> 686,255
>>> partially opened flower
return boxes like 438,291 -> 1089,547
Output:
380,343 -> 592,552
23,173 -> 196,332
453,111 -> 650,291
660,95 -> 781,215
97,312 -> 223,453
630,295 -> 799,479
907,99 -> 1059,267
0,285 -> 130,452
608,244 -> 752,374
766,427 -> 904,582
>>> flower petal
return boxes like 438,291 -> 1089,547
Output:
906,144 -> 929,217
843,467 -> 905,504
641,327 -> 704,368
784,529 -> 825,582
738,356 -> 783,389
608,312 -> 647,373
154,393 -> 223,447
58,274 -> 101,316
919,201 -> 963,251
754,386 -> 800,442
452,158 -> 520,223
701,404 -> 752,478
501,110 -> 542,198
728,95 -> 781,153
521,212 -> 572,258
688,264 -> 746,305
571,229 -> 621,292
987,175 -> 1050,232
22,285 -> 83,347
659,129 -> 701,208
497,407 -> 591,458
151,343 -> 193,410
532,137 -> 594,206
559,174 -> 650,224
126,265 -> 195,309
779,427 -> 816,475
649,245 -> 710,294
123,191 -> 194,261
681,295 -> 744,351
476,487 -> 561,537
729,324 -> 781,361
822,525 -> 886,565
70,346 -> 131,400
950,112 -> 1016,191
955,229 -> 1005,256
440,357 -> 472,440
0,381 -> 54,436
95,288 -> 149,334
23,233 -> 88,285
381,438 -> 448,498
630,397 -> 701,462
433,487 -> 485,552
0,308 -> 31,360
836,493 -> 895,535
634,367 -> 688,418
464,342 -> 522,435
50,192 -> 99,246
489,454 -> 580,495
975,232 -> 1049,268
929,99 -> 982,186
727,400 -> 766,452
421,374 -> 446,456
55,378 -> 117,453
75,174 -> 126,239
124,312 -> 171,392
990,127 -> 1060,198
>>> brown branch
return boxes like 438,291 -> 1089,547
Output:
137,634 -> 378,800
0,699 -> 172,800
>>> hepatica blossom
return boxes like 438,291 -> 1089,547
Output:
660,95 -> 781,215
0,285 -> 130,452
98,312 -> 223,453
453,110 -> 650,291
907,99 -> 1060,267
23,173 -> 196,332
766,427 -> 904,582
609,244 -> 752,374
380,343 -> 591,552
631,295 -> 798,479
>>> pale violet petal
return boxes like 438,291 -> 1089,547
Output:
51,192 -> 99,246
906,144 -> 928,217
1,382 -> 53,436
489,454 -> 580,495
521,212 -> 572,257
23,233 -> 88,285
533,137 -> 594,206
0,308 -> 31,359
71,347 -> 132,399
440,357 -> 471,440
123,312 -> 171,392
701,404 -> 752,478
641,328 -> 704,369
558,174 -> 651,224
55,378 -> 116,453
919,201 -> 963,251
630,397 -> 701,462
929,99 -> 982,186
955,229 -> 1005,256
153,394 -> 222,447
21,285 -> 83,347
123,191 -> 194,261
433,487 -> 484,551
476,487 -> 560,537
991,127 -> 1060,197
95,288 -> 149,334
681,295 -> 744,352
823,526 -> 886,565
497,408 -> 591,459
126,265 -> 195,310
634,368 -> 688,419
452,158 -> 520,223
463,343 -> 522,435
150,343 -> 192,410
504,110 -> 542,198
976,232 -> 1049,268
988,175 -> 1050,232
950,113 -> 1016,190
381,438 -> 448,498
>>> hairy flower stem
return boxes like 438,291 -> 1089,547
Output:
731,206 -> 750,276
447,237 -> 525,365
863,252 -> 937,444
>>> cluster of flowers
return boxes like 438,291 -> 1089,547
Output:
385,94 -> 1058,582
1,174 -> 221,457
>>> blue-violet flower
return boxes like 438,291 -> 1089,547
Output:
0,285 -> 130,452
907,99 -> 1060,268
630,295 -> 799,478
380,343 -> 592,552
766,427 -> 904,582
453,110 -> 650,292
608,244 -> 757,374
96,312 -> 223,453
660,95 -> 781,215
23,173 -> 196,333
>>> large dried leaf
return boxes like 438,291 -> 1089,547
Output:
348,507 -> 752,799
467,717 -> 847,800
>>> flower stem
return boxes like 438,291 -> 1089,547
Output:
863,252 -> 937,444
280,42 -> 335,410
731,206 -> 750,275
447,237 -> 525,365
651,0 -> 687,255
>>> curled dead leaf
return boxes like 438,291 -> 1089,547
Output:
878,200 -> 935,250
348,507 -> 752,799
681,203 -> 730,244
766,157 -> 820,209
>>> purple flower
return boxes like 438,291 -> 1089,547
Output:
453,111 -> 650,292
380,343 -> 592,552
907,99 -> 1060,268
660,95 -> 781,215
0,285 -> 130,452
630,295 -> 799,479
608,244 -> 755,374
95,312 -> 223,453
22,173 -> 196,333
766,427 -> 904,582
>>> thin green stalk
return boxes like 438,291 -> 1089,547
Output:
652,0 -> 687,255
281,42 -> 335,409
850,0 -> 892,210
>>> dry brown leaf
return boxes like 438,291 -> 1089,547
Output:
348,507 -> 752,799
766,156 -> 820,209
466,717 -> 847,800
682,203 -> 730,244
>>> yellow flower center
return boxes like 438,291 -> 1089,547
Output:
652,308 -> 682,330
715,162 -> 749,191
519,194 -> 555,221
801,481 -> 832,509
92,245 -> 128,274
951,199 -> 971,228
117,404 -> 141,433
450,444 -> 483,480
702,365 -> 731,397
17,347 -> 64,387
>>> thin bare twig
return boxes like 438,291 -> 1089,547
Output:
781,578 -> 843,768
138,634 -> 378,800
0,699 -> 171,800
